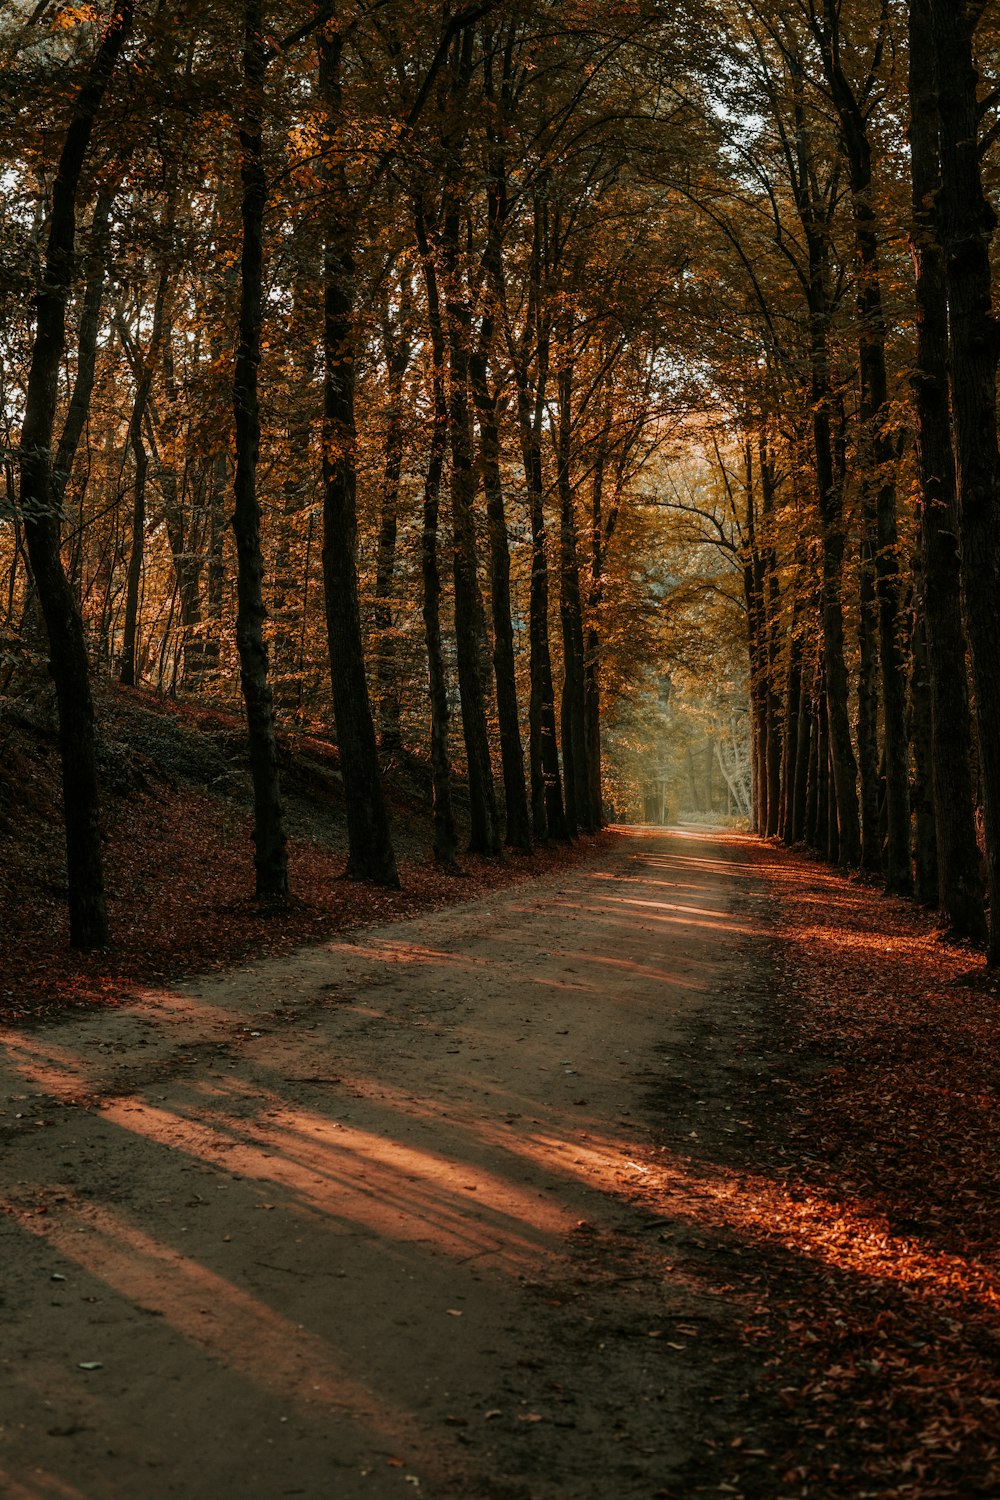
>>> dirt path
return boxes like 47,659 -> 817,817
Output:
1,827 -> 766,1500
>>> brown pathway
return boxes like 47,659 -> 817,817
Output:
0,827 -> 763,1499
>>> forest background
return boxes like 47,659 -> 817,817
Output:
4,0 -> 1000,964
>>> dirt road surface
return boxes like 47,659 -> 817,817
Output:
1,827 -> 767,1499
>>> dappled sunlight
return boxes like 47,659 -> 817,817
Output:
0,824 -> 784,1497
549,895 -> 757,936
793,923 -> 930,960
0,1469 -> 90,1500
335,939 -> 487,968
97,1094 -> 573,1269
14,1199 -> 415,1442
2,1035 -> 100,1102
558,949 -> 710,991
633,1148 -> 1000,1314
588,873 -> 736,897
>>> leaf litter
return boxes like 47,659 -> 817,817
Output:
670,838 -> 1000,1499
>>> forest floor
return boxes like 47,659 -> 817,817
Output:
1,819 -> 998,1499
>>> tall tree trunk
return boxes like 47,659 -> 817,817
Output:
816,681 -> 831,853
202,451 -> 227,679
18,0 -> 134,949
117,273 -> 167,688
759,442 -> 782,836
555,364 -> 591,835
780,617 -> 803,843
584,445 -> 614,833
52,188 -> 116,513
509,224 -> 566,841
743,443 -> 768,836
231,0 -> 288,898
441,226 -> 500,856
908,0 -> 987,940
932,0 -> 1000,962
471,350 -> 531,852
512,381 -> 562,839
805,674 -> 822,849
319,17 -> 398,886
120,388 -> 148,688
786,50 -> 860,865
791,649 -> 814,845
415,207 -> 460,871
811,343 -> 860,864
857,527 -> 882,869
910,598 -> 939,905
821,0 -> 911,892
373,316 -> 410,754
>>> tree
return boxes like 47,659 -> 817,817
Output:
17,0 -> 135,948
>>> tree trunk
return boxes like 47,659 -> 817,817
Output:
811,357 -> 860,863
910,598 -> 939,905
820,8 -> 911,889
319,18 -> 398,886
856,527 -> 882,869
415,207 -> 460,871
471,350 -> 531,852
18,1 -> 134,949
231,0 -> 289,898
759,442 -> 782,836
509,229 -> 566,842
805,675 -> 821,848
556,364 -> 591,835
117,273 -> 168,688
119,389 -> 148,688
791,650 -> 814,844
584,447 -> 610,834
52,189 -> 116,513
439,202 -> 500,857
373,316 -> 410,754
908,0 -> 987,939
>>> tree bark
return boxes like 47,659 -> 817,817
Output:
908,0 -> 986,939
471,349 -> 531,852
507,211 -> 565,841
758,442 -> 782,836
910,598 -> 939,905
232,0 -> 289,898
555,364 -> 592,835
931,0 -> 1000,962
856,525 -> 882,869
18,1 -> 134,949
373,313 -> 410,754
820,2 -> 911,890
441,218 -> 500,856
415,206 -> 460,871
318,16 -> 398,886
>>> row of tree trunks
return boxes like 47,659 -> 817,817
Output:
742,7 -> 991,957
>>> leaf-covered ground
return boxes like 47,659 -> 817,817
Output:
664,839 -> 1000,1499
4,698 -> 997,1500
0,686 -> 609,1027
